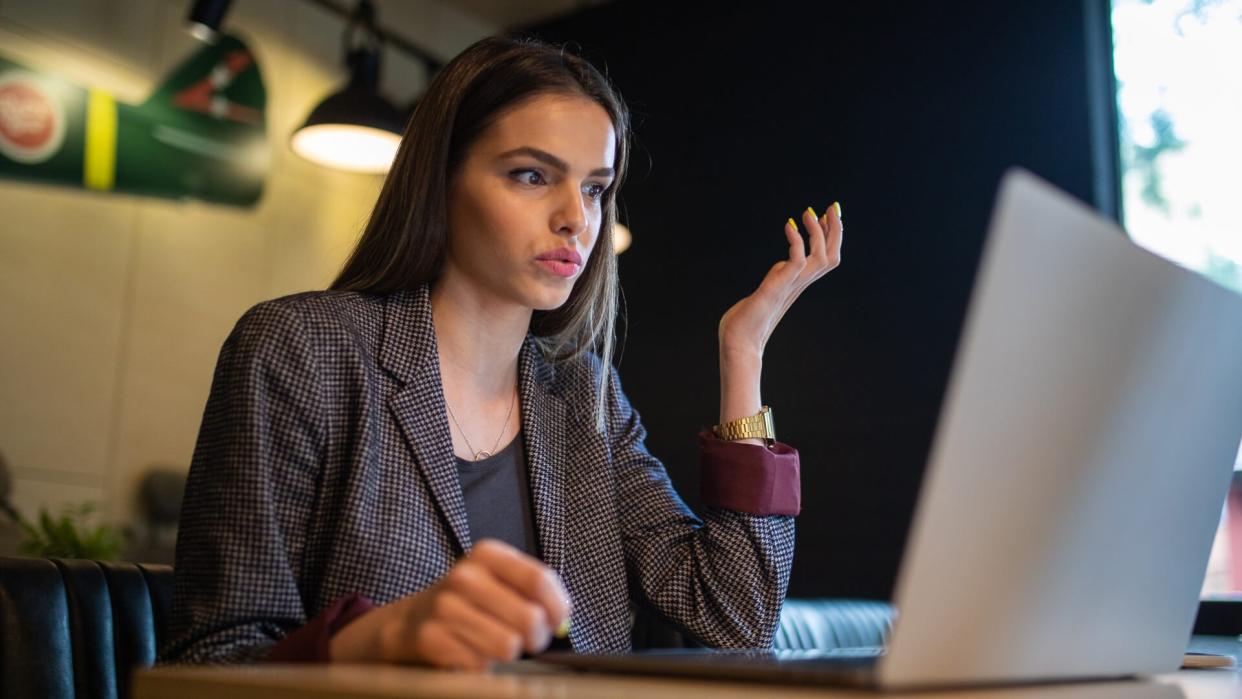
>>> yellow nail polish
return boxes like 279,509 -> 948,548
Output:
807,206 -> 817,219
832,201 -> 842,219
787,217 -> 797,230
555,617 -> 571,638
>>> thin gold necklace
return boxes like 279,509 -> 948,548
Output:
446,385 -> 517,460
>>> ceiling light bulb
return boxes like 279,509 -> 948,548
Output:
614,223 -> 632,254
290,124 -> 400,173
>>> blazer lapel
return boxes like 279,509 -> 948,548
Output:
520,339 -> 630,651
381,286 -> 472,555
518,336 -> 568,577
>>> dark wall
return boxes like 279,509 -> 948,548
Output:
528,0 -> 1101,600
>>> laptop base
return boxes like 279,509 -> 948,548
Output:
536,647 -> 883,687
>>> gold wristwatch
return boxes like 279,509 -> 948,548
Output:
712,405 -> 776,444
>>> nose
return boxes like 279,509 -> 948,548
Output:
551,182 -> 589,239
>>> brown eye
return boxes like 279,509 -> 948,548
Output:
511,169 -> 545,186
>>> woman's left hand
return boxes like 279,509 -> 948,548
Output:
718,203 -> 844,358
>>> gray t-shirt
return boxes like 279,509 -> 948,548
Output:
455,431 -> 539,556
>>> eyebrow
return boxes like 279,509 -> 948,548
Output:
498,146 -> 615,178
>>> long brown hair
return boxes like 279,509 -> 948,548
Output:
331,36 -> 631,429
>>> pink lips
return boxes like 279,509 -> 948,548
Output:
535,247 -> 583,278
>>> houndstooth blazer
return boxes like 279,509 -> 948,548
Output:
160,284 -> 796,663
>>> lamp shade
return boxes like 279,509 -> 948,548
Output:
291,86 -> 405,173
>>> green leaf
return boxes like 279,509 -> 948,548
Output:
17,501 -> 126,559
38,509 -> 55,536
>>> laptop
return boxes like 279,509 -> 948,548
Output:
537,168 -> 1242,689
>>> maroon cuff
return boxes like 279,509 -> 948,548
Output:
698,429 -> 801,516
266,594 -> 376,663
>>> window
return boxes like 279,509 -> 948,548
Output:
1110,0 -> 1242,598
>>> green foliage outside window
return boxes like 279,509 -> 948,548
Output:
1113,0 -> 1242,295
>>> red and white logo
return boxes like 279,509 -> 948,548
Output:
0,71 -> 66,164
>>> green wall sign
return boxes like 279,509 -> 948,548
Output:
0,34 -> 267,207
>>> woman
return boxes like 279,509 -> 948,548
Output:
160,35 -> 842,670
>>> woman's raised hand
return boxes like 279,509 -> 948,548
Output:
717,203 -> 844,358
329,539 -> 572,669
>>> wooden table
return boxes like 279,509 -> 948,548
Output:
135,661 -> 1242,699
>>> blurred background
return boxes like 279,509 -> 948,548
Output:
0,0 -> 1238,607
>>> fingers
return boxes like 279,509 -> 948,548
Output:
446,557 -> 552,653
432,590 -> 524,663
784,217 -> 808,269
798,204 -> 840,278
791,201 -> 844,277
403,540 -> 569,670
760,219 -> 805,297
821,201 -> 843,269
410,617 -> 488,671
468,539 -> 572,632
768,201 -> 843,318
802,206 -> 827,264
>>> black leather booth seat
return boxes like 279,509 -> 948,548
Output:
0,557 -> 172,699
0,555 -> 894,699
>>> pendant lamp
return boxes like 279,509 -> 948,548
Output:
291,0 -> 406,173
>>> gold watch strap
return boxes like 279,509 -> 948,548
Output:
712,405 -> 775,443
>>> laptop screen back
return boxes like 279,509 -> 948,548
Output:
880,169 -> 1242,688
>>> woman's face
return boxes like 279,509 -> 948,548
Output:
445,92 -> 617,311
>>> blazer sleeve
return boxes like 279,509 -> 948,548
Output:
605,364 -> 798,649
158,299 -> 327,664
